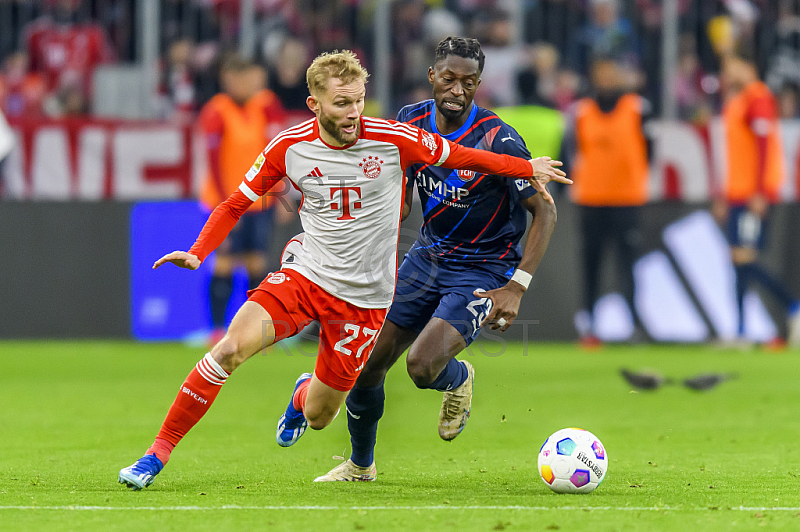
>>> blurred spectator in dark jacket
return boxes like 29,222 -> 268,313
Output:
568,0 -> 640,75
391,0 -> 427,105
674,34 -> 714,124
161,0 -> 222,52
523,0 -> 583,59
159,38 -> 197,123
766,0 -> 800,92
516,42 -> 561,109
553,69 -> 581,113
267,37 -> 313,123
473,10 -> 523,107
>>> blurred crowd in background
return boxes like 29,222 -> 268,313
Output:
2,0 -> 800,122
1,0 -> 799,345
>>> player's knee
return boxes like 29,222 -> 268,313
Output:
356,364 -> 388,388
406,356 -> 436,389
306,416 -> 330,430
305,407 -> 338,430
210,336 -> 247,372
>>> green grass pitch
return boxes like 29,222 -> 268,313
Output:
2,340 -> 800,531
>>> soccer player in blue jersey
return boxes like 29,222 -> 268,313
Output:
315,37 -> 561,481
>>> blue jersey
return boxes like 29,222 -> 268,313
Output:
397,100 -> 536,277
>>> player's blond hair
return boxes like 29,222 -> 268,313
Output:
306,50 -> 369,96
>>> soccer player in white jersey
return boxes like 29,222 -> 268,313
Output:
118,50 -> 570,490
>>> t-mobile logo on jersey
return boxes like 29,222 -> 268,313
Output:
330,186 -> 362,220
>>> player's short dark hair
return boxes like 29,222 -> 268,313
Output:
434,37 -> 485,74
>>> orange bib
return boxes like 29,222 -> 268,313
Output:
199,90 -> 280,211
570,94 -> 649,207
722,81 -> 784,203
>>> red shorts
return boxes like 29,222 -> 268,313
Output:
248,269 -> 388,392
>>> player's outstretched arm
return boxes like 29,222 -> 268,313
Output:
527,156 -> 570,205
153,251 -> 201,270
475,193 -> 557,332
152,188 -> 255,271
152,147 -> 285,271
426,135 -> 571,204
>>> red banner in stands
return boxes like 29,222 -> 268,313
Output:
1,117 -> 201,200
1,116 -> 799,201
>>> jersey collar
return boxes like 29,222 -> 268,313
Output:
430,102 -> 478,141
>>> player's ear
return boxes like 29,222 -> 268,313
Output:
306,94 -> 319,114
428,66 -> 435,86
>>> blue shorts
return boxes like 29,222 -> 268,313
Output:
387,252 -> 510,346
217,210 -> 274,255
725,206 -> 769,250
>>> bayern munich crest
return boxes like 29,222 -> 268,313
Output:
266,272 -> 288,284
359,156 -> 383,179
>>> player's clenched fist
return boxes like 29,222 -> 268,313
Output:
527,156 -> 571,204
153,251 -> 201,270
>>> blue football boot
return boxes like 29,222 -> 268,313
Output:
118,453 -> 164,490
276,372 -> 312,447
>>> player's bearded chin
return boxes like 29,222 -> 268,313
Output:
437,100 -> 464,121
320,112 -> 358,144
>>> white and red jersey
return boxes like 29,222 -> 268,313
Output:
26,20 -> 115,95
188,116 -> 533,308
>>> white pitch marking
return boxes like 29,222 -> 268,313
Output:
1,505 -> 800,512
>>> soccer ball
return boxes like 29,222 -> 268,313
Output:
537,428 -> 607,493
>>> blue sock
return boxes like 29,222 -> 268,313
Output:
424,358 -> 468,392
347,383 -> 384,467
734,265 -> 749,337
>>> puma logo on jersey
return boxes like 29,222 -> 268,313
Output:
500,135 -> 515,142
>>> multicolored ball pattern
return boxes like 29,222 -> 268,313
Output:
538,428 -> 608,493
